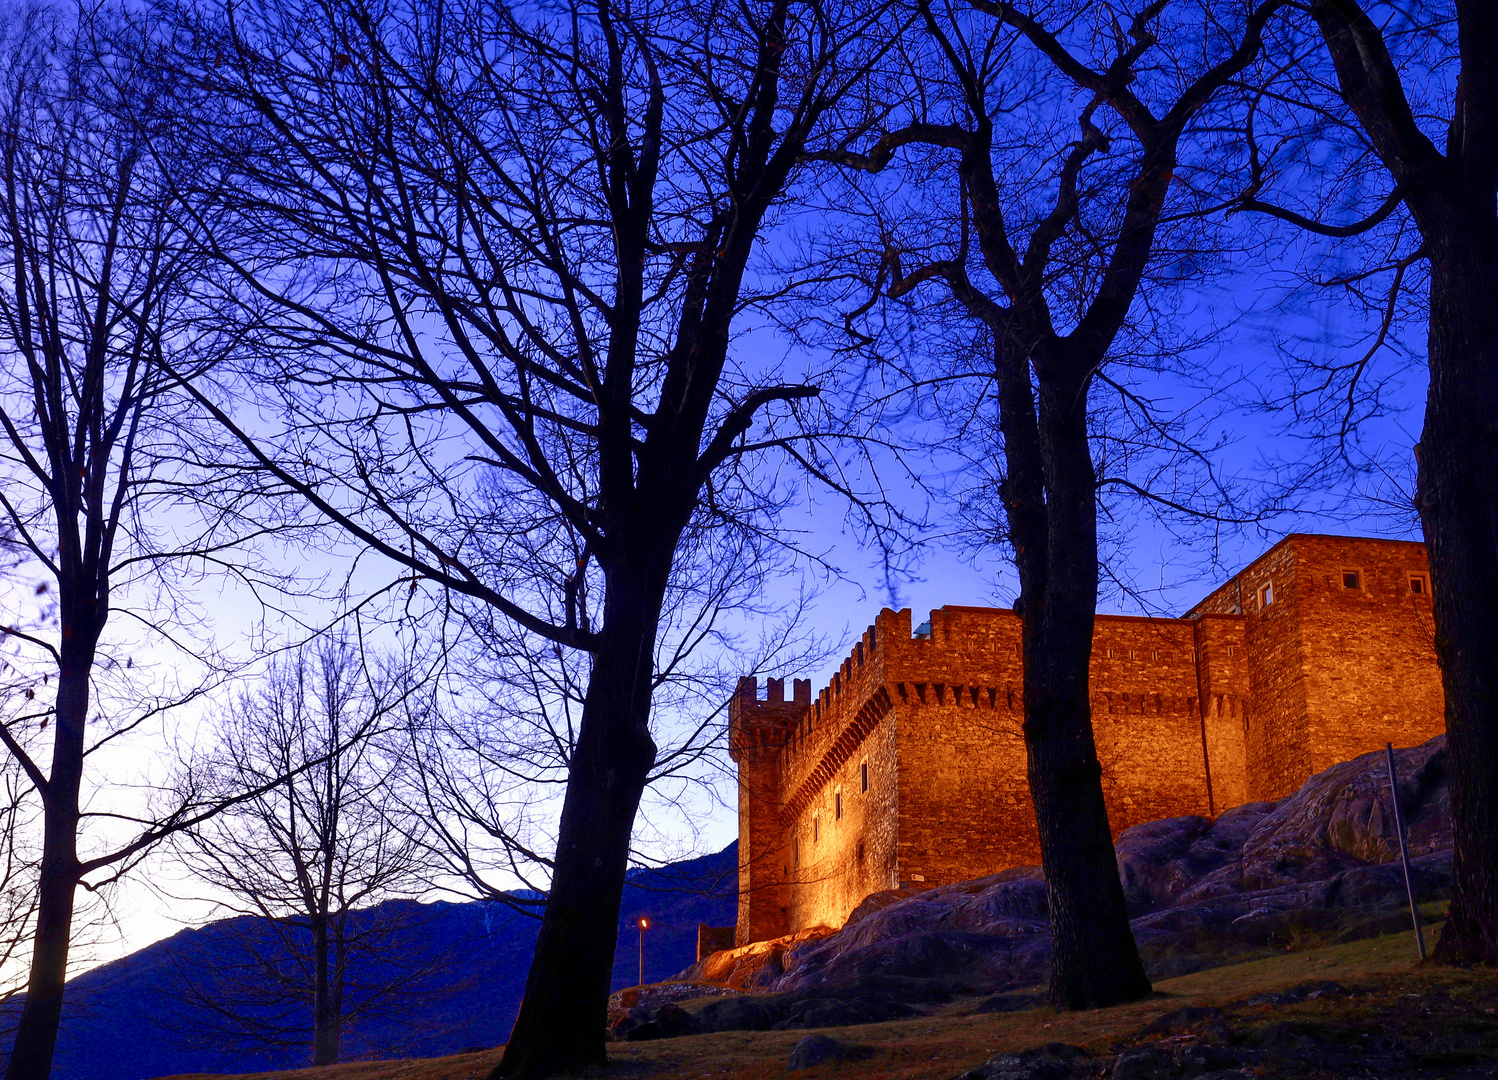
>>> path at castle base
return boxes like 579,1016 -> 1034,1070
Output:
653,736 -> 1450,1038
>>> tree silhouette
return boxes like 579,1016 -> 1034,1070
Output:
0,10 -> 303,1075
811,0 -> 1288,1008
166,640 -> 445,1067
1239,0 -> 1498,964
152,0 -> 898,1073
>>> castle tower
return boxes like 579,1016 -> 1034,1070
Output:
728,675 -> 809,945
726,534 -> 1447,950
1189,534 -> 1441,799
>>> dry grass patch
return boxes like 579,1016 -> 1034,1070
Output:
153,913 -> 1451,1080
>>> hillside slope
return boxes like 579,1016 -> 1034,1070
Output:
18,845 -> 735,1080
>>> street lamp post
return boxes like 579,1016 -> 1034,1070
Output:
637,916 -> 650,988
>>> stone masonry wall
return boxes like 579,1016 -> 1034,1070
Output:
764,606 -> 1221,934
892,607 -> 1031,889
735,535 -> 1450,944
1088,616 -> 1213,830
1193,615 -> 1250,810
1290,537 -> 1442,774
775,616 -> 906,935
1193,539 -> 1309,800
1189,535 -> 1445,800
729,677 -> 809,945
784,703 -> 899,933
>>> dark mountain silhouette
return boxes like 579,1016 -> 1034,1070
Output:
3,843 -> 735,1080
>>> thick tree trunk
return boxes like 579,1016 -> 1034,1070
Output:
1001,350 -> 1151,1010
1421,238 -> 1498,965
4,648 -> 90,1080
1303,0 -> 1498,966
311,913 -> 337,1065
492,570 -> 661,1080
330,927 -> 346,1061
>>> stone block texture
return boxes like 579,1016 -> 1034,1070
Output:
731,534 -> 1445,945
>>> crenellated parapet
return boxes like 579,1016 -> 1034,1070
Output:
729,676 -> 810,761
724,535 -> 1449,950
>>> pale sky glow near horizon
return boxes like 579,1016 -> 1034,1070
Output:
0,71 -> 1432,982
79,356 -> 1426,980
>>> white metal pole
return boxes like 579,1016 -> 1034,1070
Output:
1386,742 -> 1427,960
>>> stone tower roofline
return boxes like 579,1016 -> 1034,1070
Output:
1184,532 -> 1427,617
730,531 -> 1444,946
728,675 -> 812,760
741,534 -> 1428,751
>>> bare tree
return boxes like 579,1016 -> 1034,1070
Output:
0,534 -> 43,1001
1232,0 -> 1498,964
166,639 -> 444,1067
809,0 -> 1288,1009
151,0 -> 899,1074
0,9 -> 290,1076
395,546 -> 832,913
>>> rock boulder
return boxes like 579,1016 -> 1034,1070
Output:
667,736 -> 1449,1036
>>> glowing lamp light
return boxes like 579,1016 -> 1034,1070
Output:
636,915 -> 650,987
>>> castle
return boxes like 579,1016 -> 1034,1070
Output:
729,535 -> 1445,947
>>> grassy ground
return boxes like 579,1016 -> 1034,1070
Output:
156,913 -> 1470,1080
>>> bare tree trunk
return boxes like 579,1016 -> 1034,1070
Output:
1002,348 -> 1152,1009
1301,0 -> 1498,966
4,644 -> 91,1080
494,569 -> 660,1079
330,928 -> 346,1057
823,0 -> 1281,1010
1421,241 -> 1498,964
311,913 -> 337,1066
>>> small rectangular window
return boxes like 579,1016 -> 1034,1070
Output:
1409,573 -> 1429,595
1342,569 -> 1362,589
834,791 -> 843,820
1258,582 -> 1273,608
860,761 -> 869,793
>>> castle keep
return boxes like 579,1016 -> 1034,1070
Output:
730,535 -> 1445,946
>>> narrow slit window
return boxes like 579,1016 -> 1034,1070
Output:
834,791 -> 843,820
813,816 -> 819,842
1258,582 -> 1273,608
794,838 -> 800,865
860,761 -> 869,793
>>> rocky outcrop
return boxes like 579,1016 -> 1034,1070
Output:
679,926 -> 834,988
650,736 -> 1449,1038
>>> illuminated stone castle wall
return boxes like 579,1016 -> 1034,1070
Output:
730,535 -> 1444,945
